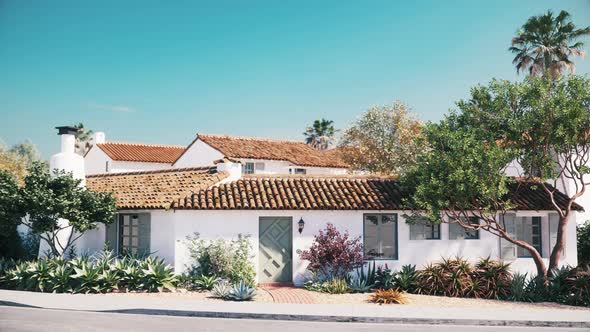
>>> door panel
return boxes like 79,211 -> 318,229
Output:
259,217 -> 292,283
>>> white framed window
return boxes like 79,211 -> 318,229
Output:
364,214 -> 398,260
105,161 -> 110,172
449,216 -> 480,240
517,216 -> 543,258
409,216 -> 440,240
293,168 -> 306,174
242,162 -> 255,174
119,215 -> 139,255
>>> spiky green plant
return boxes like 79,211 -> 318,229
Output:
71,262 -> 102,294
27,259 -> 53,292
142,258 -> 176,292
49,262 -> 73,293
393,265 -> 417,292
227,281 -> 256,301
212,279 -> 231,298
194,274 -> 218,290
347,274 -> 372,293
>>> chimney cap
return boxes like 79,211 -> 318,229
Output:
55,126 -> 80,136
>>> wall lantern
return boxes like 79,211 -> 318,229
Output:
298,218 -> 305,234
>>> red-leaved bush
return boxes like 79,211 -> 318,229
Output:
299,223 -> 364,280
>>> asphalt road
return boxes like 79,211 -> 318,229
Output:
0,306 -> 586,332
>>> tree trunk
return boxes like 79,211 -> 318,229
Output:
548,214 -> 568,273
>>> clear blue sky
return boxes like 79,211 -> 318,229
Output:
1,1 -> 589,158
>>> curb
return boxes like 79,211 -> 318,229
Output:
65,307 -> 590,328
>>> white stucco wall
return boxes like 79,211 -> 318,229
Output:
173,139 -> 224,168
75,208 -> 578,284
84,146 -> 113,175
85,147 -> 174,175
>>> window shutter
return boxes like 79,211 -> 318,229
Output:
549,213 -> 565,258
137,213 -> 151,257
105,214 -> 119,253
500,213 -> 517,260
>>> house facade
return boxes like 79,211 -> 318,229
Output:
48,128 -> 582,285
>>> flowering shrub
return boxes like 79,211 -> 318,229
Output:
299,223 -> 363,280
185,233 -> 256,286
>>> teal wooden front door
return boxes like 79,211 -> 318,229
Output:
259,217 -> 293,283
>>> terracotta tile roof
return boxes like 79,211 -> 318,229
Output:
93,142 -> 186,164
185,134 -> 349,168
171,175 -> 583,211
86,167 -> 227,209
509,181 -> 583,212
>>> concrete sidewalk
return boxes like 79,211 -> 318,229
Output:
0,290 -> 589,328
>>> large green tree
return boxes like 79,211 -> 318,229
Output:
340,101 -> 424,176
0,162 -> 116,257
510,10 -> 590,78
404,75 -> 590,277
304,118 -> 336,151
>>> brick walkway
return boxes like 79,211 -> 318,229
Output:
260,285 -> 315,304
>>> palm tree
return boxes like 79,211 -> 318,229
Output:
73,122 -> 94,156
509,10 -> 590,78
304,119 -> 336,150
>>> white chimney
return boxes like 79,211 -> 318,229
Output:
49,126 -> 86,186
93,131 -> 106,144
216,158 -> 242,182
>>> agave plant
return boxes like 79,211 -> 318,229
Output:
347,273 -> 372,293
49,262 -> 74,293
7,262 -> 33,291
375,265 -> 396,290
507,273 -> 529,302
194,274 -> 218,291
120,263 -> 145,291
27,259 -> 53,292
393,265 -> 417,292
71,262 -> 102,294
212,279 -> 231,298
142,258 -> 176,292
227,281 -> 256,301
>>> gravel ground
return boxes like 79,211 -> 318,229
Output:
307,291 -> 590,311
99,289 -> 589,311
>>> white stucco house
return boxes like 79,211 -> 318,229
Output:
50,128 -> 582,286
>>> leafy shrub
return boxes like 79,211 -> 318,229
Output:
227,281 -> 256,301
370,289 -> 407,304
578,221 -> 590,266
299,223 -> 363,281
185,233 -> 256,286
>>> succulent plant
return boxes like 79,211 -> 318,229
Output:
227,280 -> 256,301
370,289 -> 407,304
212,279 -> 231,298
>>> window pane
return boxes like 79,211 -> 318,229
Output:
123,226 -> 129,236
132,238 -> 138,247
381,216 -> 397,259
449,217 -> 479,239
123,237 -> 129,246
410,216 -> 439,240
364,216 -> 379,259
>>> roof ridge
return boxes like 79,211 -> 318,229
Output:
98,141 -> 186,149
86,166 -> 216,178
198,133 -> 305,144
241,174 -> 397,180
